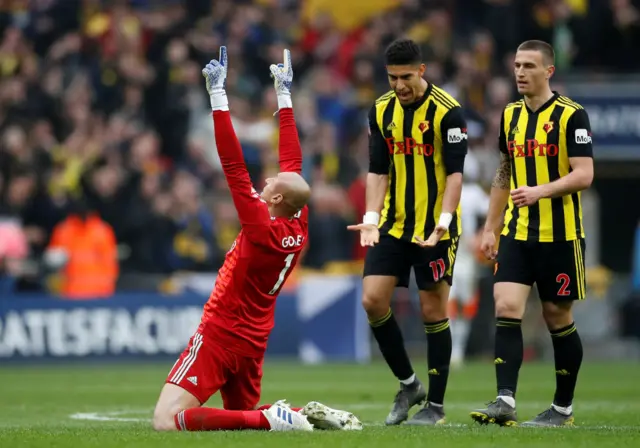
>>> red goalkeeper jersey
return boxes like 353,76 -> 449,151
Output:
200,108 -> 308,358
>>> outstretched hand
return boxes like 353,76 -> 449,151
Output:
347,223 -> 380,247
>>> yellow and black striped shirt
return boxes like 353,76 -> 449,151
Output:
499,92 -> 594,242
368,84 -> 468,242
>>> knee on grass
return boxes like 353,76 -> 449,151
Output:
153,405 -> 183,431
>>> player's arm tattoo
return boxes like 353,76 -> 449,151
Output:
492,152 -> 511,189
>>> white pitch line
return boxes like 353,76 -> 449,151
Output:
69,410 -> 151,423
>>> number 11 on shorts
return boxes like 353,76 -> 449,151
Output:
429,258 -> 446,281
269,253 -> 295,295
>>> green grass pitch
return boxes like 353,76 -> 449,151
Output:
0,360 -> 638,447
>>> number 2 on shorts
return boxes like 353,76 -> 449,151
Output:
269,253 -> 295,295
556,273 -> 571,296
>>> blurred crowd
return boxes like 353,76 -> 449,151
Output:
1,0 -> 639,296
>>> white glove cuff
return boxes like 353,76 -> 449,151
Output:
210,91 -> 229,111
363,211 -> 380,226
438,212 -> 453,229
277,93 -> 292,110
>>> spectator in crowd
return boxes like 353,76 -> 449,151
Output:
167,170 -> 221,273
45,199 -> 118,299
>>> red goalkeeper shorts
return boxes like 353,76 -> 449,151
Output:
166,330 -> 264,410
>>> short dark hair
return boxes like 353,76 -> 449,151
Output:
385,38 -> 422,66
517,40 -> 555,65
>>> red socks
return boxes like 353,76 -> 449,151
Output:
174,408 -> 270,431
174,404 -> 304,431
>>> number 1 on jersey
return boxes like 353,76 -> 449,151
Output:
269,253 -> 295,295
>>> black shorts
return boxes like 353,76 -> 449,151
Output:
495,236 -> 587,301
363,233 -> 459,290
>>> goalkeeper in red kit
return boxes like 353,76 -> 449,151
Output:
152,47 -> 362,432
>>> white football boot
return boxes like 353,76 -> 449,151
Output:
301,401 -> 363,430
273,399 -> 292,408
262,404 -> 314,432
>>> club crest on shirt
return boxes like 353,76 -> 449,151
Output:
543,121 -> 554,134
418,121 -> 430,133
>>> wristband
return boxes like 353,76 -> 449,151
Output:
276,94 -> 292,110
363,211 -> 380,226
438,212 -> 453,229
210,91 -> 229,111
273,94 -> 292,116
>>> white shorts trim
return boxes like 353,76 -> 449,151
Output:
170,333 -> 204,384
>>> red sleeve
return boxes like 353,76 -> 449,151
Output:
277,108 -> 302,174
212,111 -> 270,232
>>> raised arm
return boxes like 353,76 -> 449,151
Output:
271,49 -> 302,174
277,109 -> 302,174
203,47 -> 270,230
212,111 -> 270,226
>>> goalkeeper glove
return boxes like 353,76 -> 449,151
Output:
270,49 -> 293,111
202,46 -> 229,111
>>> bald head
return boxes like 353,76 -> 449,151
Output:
277,172 -> 311,211
261,171 -> 311,217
